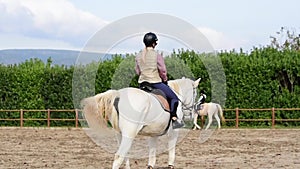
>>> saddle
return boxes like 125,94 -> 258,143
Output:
139,82 -> 180,134
139,82 -> 170,112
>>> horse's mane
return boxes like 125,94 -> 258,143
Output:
168,80 -> 180,94
169,78 -> 192,94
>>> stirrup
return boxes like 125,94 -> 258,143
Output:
172,120 -> 184,129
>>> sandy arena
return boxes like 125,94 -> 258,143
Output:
0,128 -> 299,169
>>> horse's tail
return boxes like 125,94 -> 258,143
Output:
81,90 -> 120,131
217,104 -> 226,123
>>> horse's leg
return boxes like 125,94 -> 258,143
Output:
214,112 -> 221,129
205,111 -> 213,130
125,158 -> 130,169
112,135 -> 134,169
193,113 -> 201,130
192,113 -> 197,130
147,136 -> 158,168
168,129 -> 179,167
114,133 -> 130,169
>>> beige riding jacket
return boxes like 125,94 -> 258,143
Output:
135,47 -> 167,84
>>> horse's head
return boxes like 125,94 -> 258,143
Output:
168,77 -> 201,118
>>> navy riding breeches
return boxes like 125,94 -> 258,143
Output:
152,82 -> 179,116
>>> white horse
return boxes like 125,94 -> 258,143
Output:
81,77 -> 200,169
192,102 -> 225,130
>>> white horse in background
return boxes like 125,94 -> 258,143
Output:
81,77 -> 200,169
193,102 -> 225,130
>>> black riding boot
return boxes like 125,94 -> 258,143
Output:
170,101 -> 178,119
171,102 -> 184,129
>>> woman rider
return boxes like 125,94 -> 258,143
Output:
135,32 -> 184,129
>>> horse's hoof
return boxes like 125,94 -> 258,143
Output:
147,165 -> 153,169
168,165 -> 175,169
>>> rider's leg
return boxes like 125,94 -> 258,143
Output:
170,100 -> 178,120
170,100 -> 184,129
152,83 -> 179,117
152,83 -> 183,128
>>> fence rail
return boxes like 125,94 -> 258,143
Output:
0,109 -> 83,128
221,107 -> 300,128
0,108 -> 300,128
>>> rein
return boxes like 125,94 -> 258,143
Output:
179,86 -> 197,114
168,79 -> 198,119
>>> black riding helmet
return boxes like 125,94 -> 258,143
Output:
143,32 -> 158,47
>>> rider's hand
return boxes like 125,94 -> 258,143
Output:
163,81 -> 168,85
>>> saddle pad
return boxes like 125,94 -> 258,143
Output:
152,94 -> 170,112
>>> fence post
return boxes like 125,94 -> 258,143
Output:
272,107 -> 275,128
75,109 -> 78,128
47,109 -> 51,128
20,109 -> 23,127
235,108 -> 239,128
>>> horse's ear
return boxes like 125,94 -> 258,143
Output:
193,78 -> 201,87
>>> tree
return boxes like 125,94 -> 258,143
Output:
269,27 -> 300,51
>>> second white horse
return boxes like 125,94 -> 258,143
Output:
193,102 -> 225,130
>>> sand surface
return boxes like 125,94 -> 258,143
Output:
0,128 -> 299,169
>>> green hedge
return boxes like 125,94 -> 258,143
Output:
0,47 -> 299,127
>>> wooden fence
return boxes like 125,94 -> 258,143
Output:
0,109 -> 83,128
0,108 -> 299,128
232,108 -> 300,128
199,108 -> 300,128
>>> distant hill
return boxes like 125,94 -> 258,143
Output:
0,49 -> 111,66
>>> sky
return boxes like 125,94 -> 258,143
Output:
0,0 -> 300,53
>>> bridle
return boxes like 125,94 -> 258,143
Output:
168,80 -> 198,119
179,86 -> 197,116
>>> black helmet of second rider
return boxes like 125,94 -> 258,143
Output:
143,32 -> 158,47
200,90 -> 205,94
